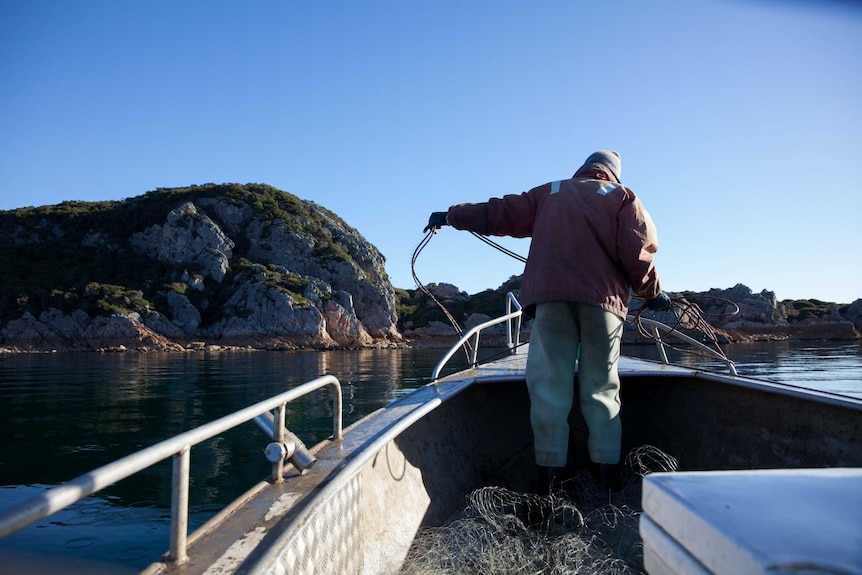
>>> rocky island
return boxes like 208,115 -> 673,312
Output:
0,184 -> 399,352
1,184 -> 859,352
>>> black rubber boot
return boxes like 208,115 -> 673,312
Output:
536,465 -> 564,496
522,465 -> 564,529
594,463 -> 622,493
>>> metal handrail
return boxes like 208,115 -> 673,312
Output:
0,375 -> 342,565
431,292 -> 522,381
430,293 -> 737,381
632,315 -> 738,375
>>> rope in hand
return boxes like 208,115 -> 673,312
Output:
413,228 -> 532,366
467,231 -> 527,264
411,229 -> 474,358
629,295 -> 740,362
412,228 -> 530,334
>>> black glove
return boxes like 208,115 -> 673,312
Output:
423,211 -> 449,233
646,292 -> 672,311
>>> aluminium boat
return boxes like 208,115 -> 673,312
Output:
1,295 -> 860,574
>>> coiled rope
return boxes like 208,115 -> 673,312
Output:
411,230 -> 471,342
630,295 -> 740,362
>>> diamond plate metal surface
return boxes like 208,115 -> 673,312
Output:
276,474 -> 363,575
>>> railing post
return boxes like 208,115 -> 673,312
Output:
506,292 -> 522,353
332,382 -> 343,441
169,445 -> 191,565
513,314 -> 521,352
652,326 -> 669,364
470,333 -> 480,366
273,403 -> 287,483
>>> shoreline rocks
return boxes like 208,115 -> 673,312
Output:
3,280 -> 858,354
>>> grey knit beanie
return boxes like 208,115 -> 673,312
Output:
579,150 -> 621,182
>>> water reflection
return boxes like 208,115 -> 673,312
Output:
623,340 -> 862,399
0,342 -> 859,571
0,348 -> 454,571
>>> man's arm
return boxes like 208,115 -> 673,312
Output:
447,186 -> 544,238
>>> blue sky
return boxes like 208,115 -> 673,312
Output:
2,1 -> 860,303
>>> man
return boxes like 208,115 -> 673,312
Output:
424,150 -> 670,494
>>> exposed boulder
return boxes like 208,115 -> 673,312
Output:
322,291 -> 373,347
0,308 -> 182,352
245,203 -> 398,340
164,291 -> 201,336
695,284 -> 787,328
202,268 -> 331,347
130,201 -> 234,283
845,299 -> 862,330
426,283 -> 469,302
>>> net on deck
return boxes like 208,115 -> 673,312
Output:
400,445 -> 678,575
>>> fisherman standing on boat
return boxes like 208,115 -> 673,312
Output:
424,150 -> 670,493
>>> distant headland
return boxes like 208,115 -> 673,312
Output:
399,280 -> 862,347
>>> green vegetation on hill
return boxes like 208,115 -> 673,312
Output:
0,183 -> 363,324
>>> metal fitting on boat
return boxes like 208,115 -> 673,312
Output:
283,430 -> 317,471
255,412 -> 318,471
264,441 -> 294,463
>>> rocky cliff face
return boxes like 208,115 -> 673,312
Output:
0,184 -> 400,351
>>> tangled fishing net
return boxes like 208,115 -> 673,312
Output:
400,445 -> 678,575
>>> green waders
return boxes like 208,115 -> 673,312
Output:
525,301 -> 624,467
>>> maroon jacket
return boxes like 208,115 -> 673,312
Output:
446,176 -> 662,319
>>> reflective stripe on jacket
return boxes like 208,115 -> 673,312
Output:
446,176 -> 662,319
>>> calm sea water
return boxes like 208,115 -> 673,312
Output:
0,342 -> 860,572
